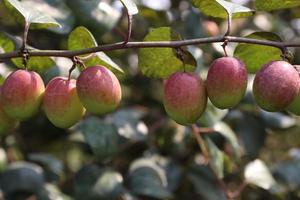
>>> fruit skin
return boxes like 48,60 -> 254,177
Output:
253,61 -> 300,112
286,65 -> 300,115
43,77 -> 85,128
163,72 -> 207,125
0,87 -> 18,135
206,57 -> 248,109
2,70 -> 45,120
76,66 -> 122,115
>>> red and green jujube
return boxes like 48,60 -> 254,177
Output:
43,77 -> 85,128
253,61 -> 300,112
76,66 -> 122,115
163,72 -> 207,125
1,70 -> 45,121
286,65 -> 300,115
206,57 -> 248,109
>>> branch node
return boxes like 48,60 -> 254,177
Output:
221,39 -> 229,57
21,48 -> 30,70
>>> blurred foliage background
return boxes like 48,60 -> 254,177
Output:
0,0 -> 300,199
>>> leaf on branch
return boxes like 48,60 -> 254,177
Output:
3,0 -> 61,29
138,27 -> 197,78
12,56 -> 56,74
234,32 -> 283,73
120,0 -> 139,15
256,0 -> 300,11
68,26 -> 124,74
192,0 -> 255,19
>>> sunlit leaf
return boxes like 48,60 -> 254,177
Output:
244,159 -> 277,190
3,0 -> 61,29
192,0 -> 254,19
68,26 -> 124,74
234,32 -> 282,73
139,27 -> 196,78
256,0 -> 300,11
120,0 -> 139,15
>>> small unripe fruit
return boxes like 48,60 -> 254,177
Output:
163,72 -> 207,125
43,77 -> 85,128
2,70 -> 45,120
206,57 -> 248,109
0,87 -> 18,135
286,65 -> 300,115
76,66 -> 122,115
253,61 -> 300,112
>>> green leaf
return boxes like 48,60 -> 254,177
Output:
139,27 -> 196,78
12,56 -> 56,73
199,100 -> 228,127
188,164 -> 227,200
0,33 -> 14,53
192,0 -> 254,19
256,0 -> 300,11
120,0 -> 139,15
206,138 -> 224,178
213,122 -> 241,159
107,108 -> 148,141
78,117 -> 120,161
234,32 -> 282,73
3,0 -> 61,29
68,26 -> 97,53
68,26 -> 124,74
126,158 -> 172,199
0,162 -> 45,194
92,171 -> 124,199
37,184 -> 72,200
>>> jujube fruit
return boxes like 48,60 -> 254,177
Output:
253,61 -> 300,112
163,72 -> 207,125
76,66 -> 122,115
1,70 -> 45,120
286,65 -> 300,115
0,87 -> 18,135
43,77 -> 85,128
206,57 -> 248,109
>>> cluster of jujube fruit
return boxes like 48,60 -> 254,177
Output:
0,65 -> 121,134
163,57 -> 300,125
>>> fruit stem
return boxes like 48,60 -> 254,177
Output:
21,21 -> 30,70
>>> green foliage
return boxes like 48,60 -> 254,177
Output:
68,26 -> 124,74
234,32 -> 283,73
77,117 -> 120,161
192,0 -> 254,19
256,0 -> 300,11
139,27 -> 196,78
3,0 -> 61,28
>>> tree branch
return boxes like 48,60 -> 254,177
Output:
0,35 -> 299,61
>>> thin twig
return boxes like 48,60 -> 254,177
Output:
191,124 -> 229,196
0,35 -> 299,61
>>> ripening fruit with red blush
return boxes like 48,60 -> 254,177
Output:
253,61 -> 300,112
76,66 -> 122,115
43,77 -> 85,128
163,72 -> 207,125
0,87 -> 18,135
206,57 -> 248,109
286,65 -> 300,115
1,70 -> 45,120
